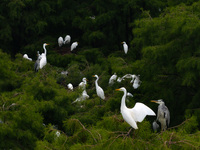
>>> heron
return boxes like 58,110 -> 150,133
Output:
121,41 -> 128,54
93,75 -> 105,105
151,99 -> 170,131
34,52 -> 41,72
116,87 -> 156,129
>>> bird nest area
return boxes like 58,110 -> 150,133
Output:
54,47 -> 78,55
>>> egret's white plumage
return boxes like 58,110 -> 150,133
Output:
71,42 -> 78,51
64,35 -> 71,44
117,77 -> 123,83
67,83 -> 73,91
72,90 -> 89,104
58,37 -> 64,47
109,73 -> 117,85
40,43 -> 49,69
122,41 -> 128,54
116,87 -> 156,129
23,54 -> 32,61
61,71 -> 68,76
127,92 -> 133,97
79,77 -> 87,90
133,75 -> 140,89
93,75 -> 105,104
55,131 -> 60,137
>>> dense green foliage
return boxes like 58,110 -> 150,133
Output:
1,0 -> 200,149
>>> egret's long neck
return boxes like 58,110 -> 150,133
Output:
121,89 -> 127,109
43,45 -> 47,55
95,77 -> 99,88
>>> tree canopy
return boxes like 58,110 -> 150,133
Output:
0,0 -> 200,149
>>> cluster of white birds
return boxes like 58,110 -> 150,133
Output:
23,34 -> 79,73
58,35 -> 78,51
22,35 -> 170,132
64,72 -> 170,131
109,73 -> 141,89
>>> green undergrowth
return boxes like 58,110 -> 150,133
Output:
0,49 -> 199,150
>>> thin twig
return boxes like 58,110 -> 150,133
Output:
71,119 -> 97,143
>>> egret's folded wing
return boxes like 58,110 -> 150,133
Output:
131,102 -> 156,122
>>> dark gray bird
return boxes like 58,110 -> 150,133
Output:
34,52 -> 41,72
151,99 -> 170,131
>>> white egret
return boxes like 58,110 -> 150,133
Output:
61,70 -> 68,76
116,87 -> 156,129
78,77 -> 87,90
55,131 -> 60,137
117,77 -> 123,83
71,42 -> 78,51
58,37 -> 64,47
151,99 -> 170,131
127,92 -> 133,97
121,41 -> 128,54
40,43 -> 49,69
64,35 -> 71,44
132,75 -> 141,89
23,54 -> 32,61
126,92 -> 134,103
93,75 -> 105,104
72,90 -> 89,104
109,73 -> 117,85
67,83 -> 73,91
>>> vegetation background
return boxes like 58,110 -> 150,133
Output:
0,0 -> 200,149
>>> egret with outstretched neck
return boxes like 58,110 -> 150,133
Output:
116,87 -> 155,129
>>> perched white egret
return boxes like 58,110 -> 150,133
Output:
72,90 -> 89,104
23,54 -> 32,61
61,70 -> 68,76
78,77 -> 87,90
71,42 -> 78,51
132,75 -> 140,89
58,37 -> 64,47
109,73 -> 117,85
151,99 -> 170,131
93,75 -> 105,104
127,92 -> 133,97
116,87 -> 155,129
64,35 -> 71,44
40,43 -> 49,69
121,41 -> 128,54
67,83 -> 73,91
55,131 -> 60,137
126,92 -> 134,103
117,77 -> 123,83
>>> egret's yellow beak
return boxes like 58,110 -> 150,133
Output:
92,75 -> 95,77
151,100 -> 158,103
121,42 -> 124,44
46,43 -> 50,45
115,89 -> 120,91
